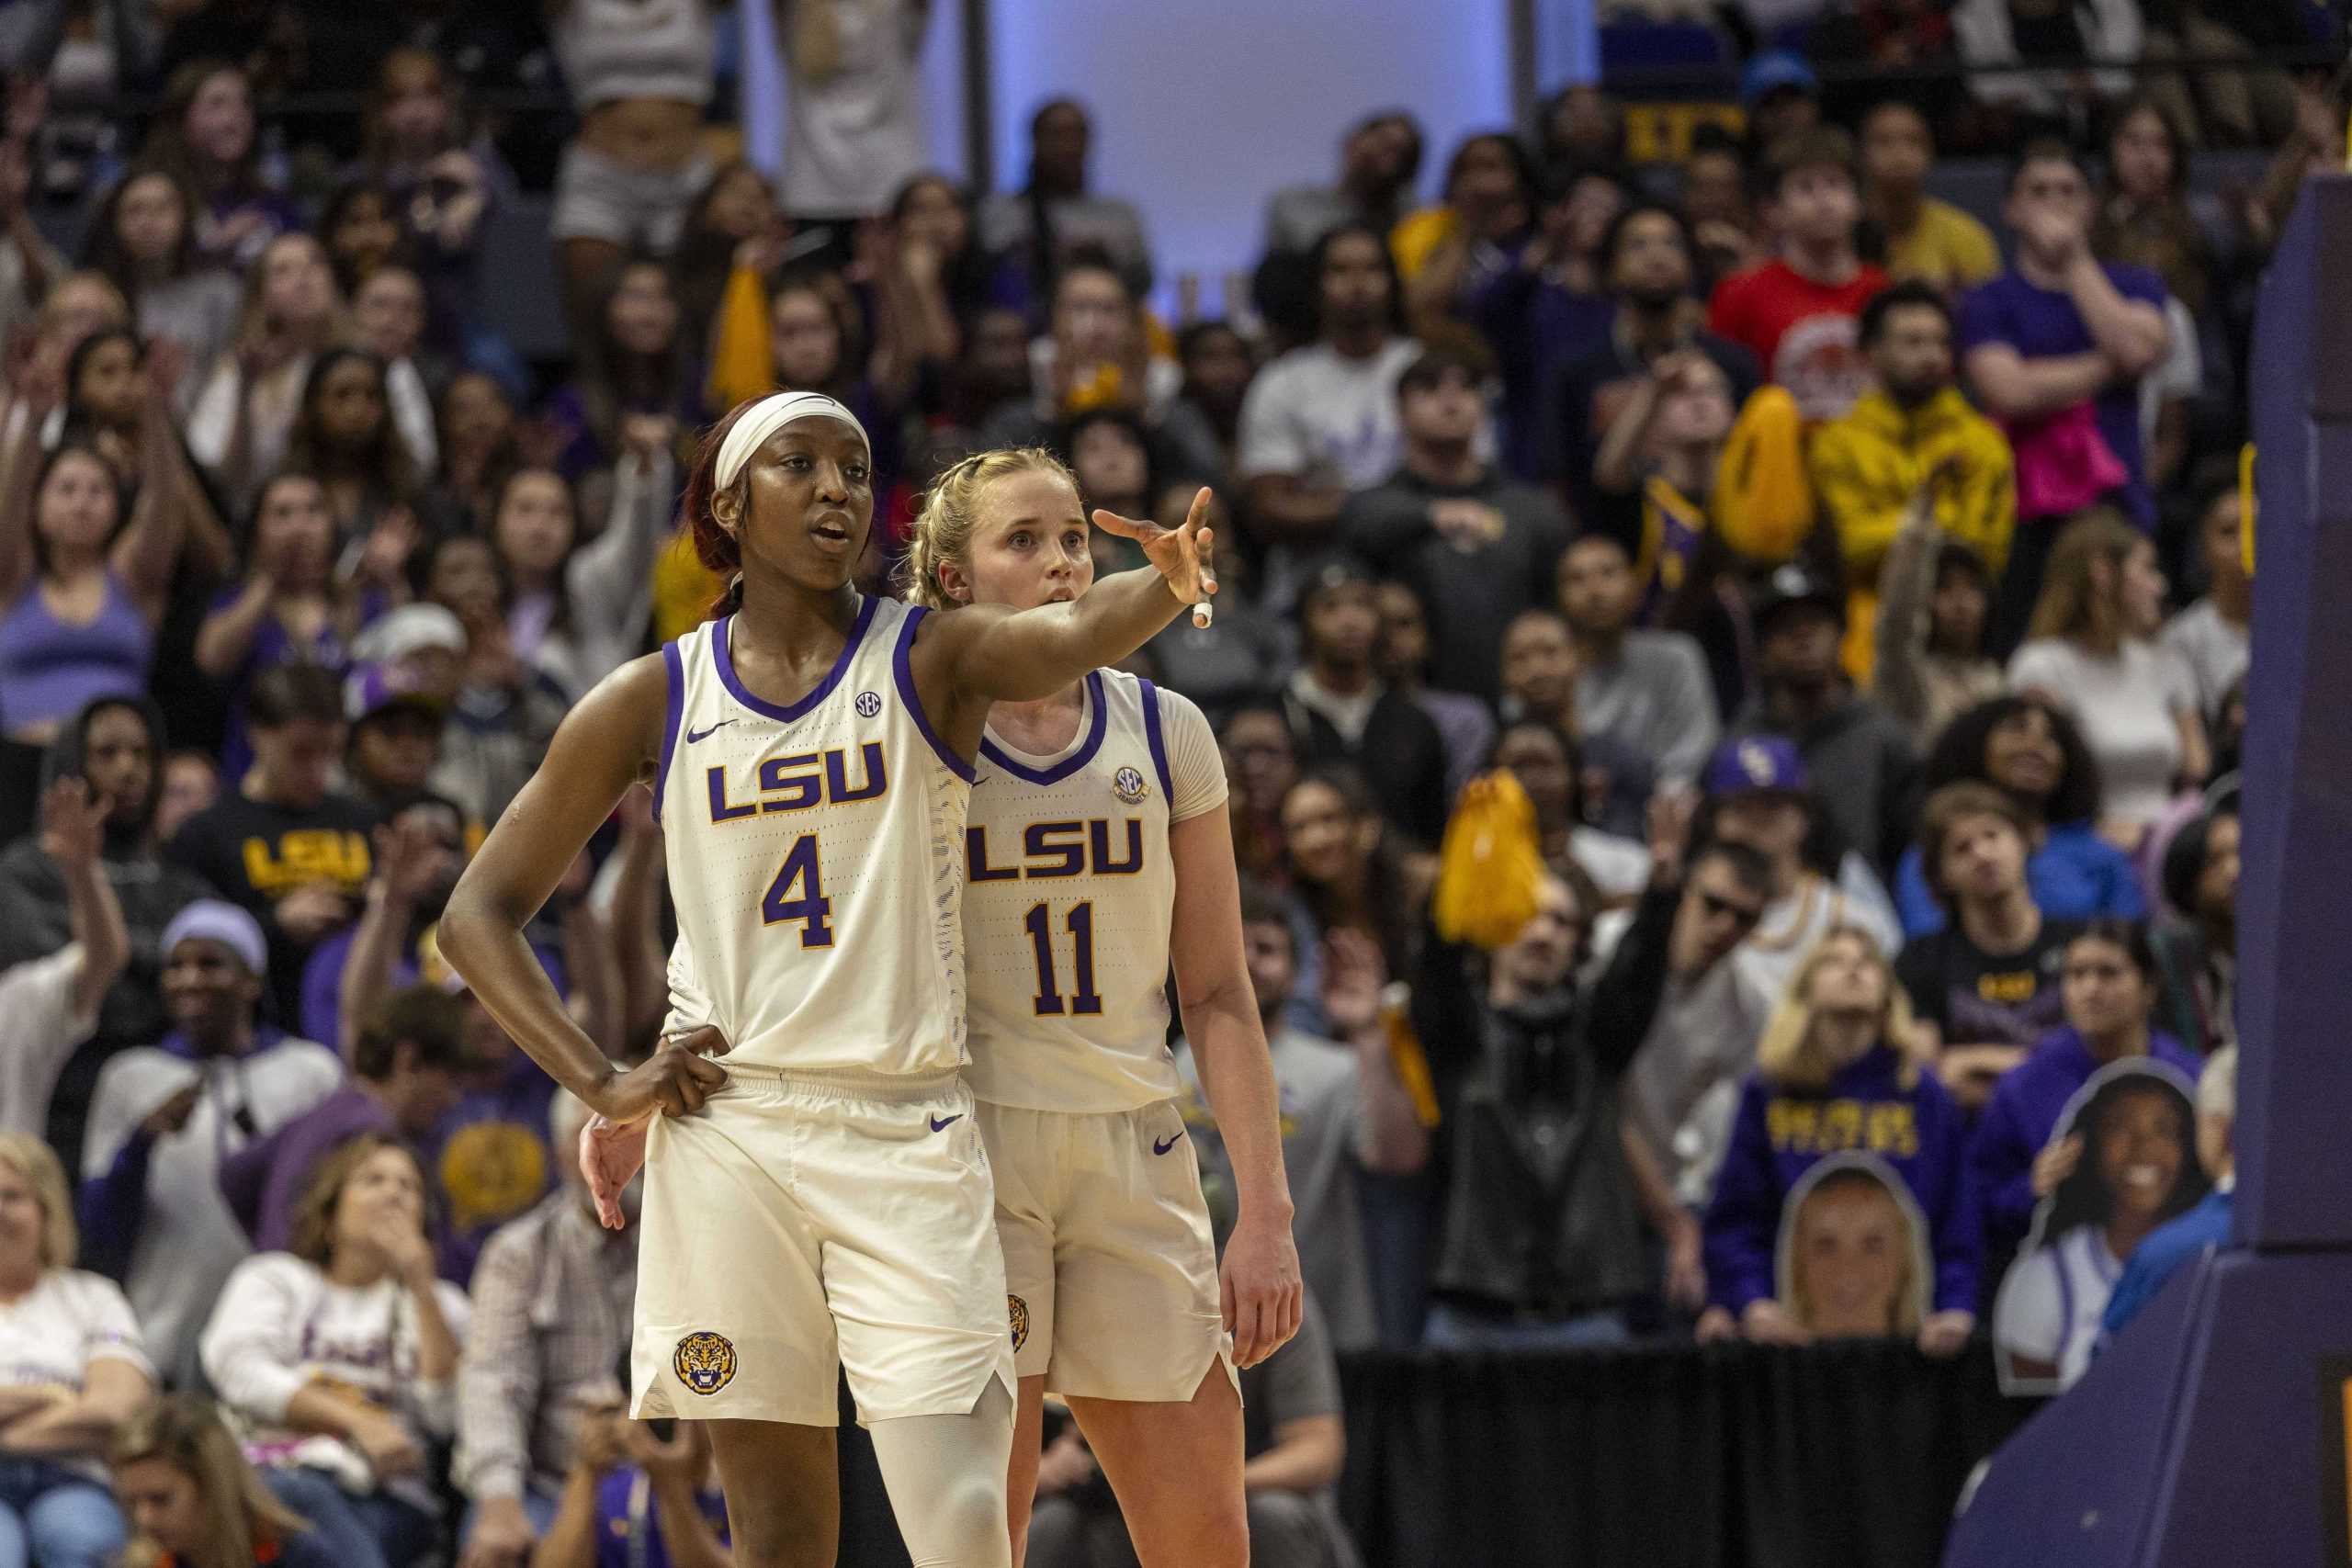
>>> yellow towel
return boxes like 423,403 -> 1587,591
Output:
1714,385 -> 1815,565
1432,772 -> 1546,952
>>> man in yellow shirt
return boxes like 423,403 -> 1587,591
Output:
1809,281 -> 2015,679
1862,102 -> 2001,293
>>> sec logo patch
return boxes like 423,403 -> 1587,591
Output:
1113,766 -> 1148,805
1008,1294 -> 1030,1352
855,690 -> 883,718
673,1331 -> 738,1395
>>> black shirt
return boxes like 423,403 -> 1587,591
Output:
1340,468 -> 1572,704
1896,916 -> 2081,1048
165,790 -> 378,1026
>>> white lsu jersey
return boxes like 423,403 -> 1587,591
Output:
961,669 -> 1225,1113
655,595 -> 973,1076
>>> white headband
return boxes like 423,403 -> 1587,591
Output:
712,392 -> 869,490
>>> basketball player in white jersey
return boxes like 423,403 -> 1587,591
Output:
439,391 -> 1217,1568
905,449 -> 1303,1567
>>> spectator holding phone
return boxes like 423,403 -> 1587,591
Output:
528,1415 -> 728,1568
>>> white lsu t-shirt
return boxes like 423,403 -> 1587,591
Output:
200,1253 -> 471,1512
962,672 -> 1225,1113
0,1269 -> 150,1480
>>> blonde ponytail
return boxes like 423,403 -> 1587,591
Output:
899,447 -> 1079,610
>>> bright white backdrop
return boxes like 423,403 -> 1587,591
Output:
986,0 -> 1517,315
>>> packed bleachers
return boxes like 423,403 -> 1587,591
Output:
0,3 -> 2329,1563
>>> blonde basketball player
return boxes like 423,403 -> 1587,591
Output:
439,392 -> 1216,1568
908,450 -> 1303,1568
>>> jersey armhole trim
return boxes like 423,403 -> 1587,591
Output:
893,606 -> 978,784
653,640 -> 684,822
1137,678 -> 1174,802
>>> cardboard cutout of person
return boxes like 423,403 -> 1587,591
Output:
1992,1059 -> 2207,1393
1776,1151 -> 1934,1340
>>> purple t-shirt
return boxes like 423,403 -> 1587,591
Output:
1958,264 -> 2167,528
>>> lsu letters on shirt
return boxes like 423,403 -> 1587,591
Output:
961,670 -> 1227,1111
654,595 -> 973,1076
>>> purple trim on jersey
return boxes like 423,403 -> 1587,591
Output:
979,671 -> 1109,784
892,605 -> 978,783
1137,677 -> 1173,801
713,594 -> 877,723
2052,1246 -> 2077,1371
654,640 -> 684,821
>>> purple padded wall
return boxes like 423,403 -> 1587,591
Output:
2238,175 -> 2352,1248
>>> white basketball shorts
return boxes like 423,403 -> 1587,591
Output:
980,1098 -> 1235,1403
632,1066 -> 1017,1427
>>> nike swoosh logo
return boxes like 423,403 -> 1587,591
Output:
686,719 -> 738,744
1152,1132 -> 1182,1156
931,1113 -> 963,1132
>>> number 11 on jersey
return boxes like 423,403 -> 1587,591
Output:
1024,901 -> 1102,1016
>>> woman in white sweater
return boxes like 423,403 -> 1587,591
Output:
2008,511 -> 2206,849
199,1135 -> 469,1568
0,1133 -> 153,1568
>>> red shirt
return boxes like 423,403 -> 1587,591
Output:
1707,258 -> 1888,423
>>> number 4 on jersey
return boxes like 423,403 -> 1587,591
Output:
761,835 -> 834,947
1023,901 -> 1102,1016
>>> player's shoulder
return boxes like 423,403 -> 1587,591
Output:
584,649 -> 675,713
548,650 -> 676,774
1104,668 -> 1209,733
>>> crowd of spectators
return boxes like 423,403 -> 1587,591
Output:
0,0 -> 2326,1562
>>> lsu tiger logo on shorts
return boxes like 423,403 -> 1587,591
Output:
1113,766 -> 1148,806
673,1331 -> 738,1395
1008,1294 -> 1030,1352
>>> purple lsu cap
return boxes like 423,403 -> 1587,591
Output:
1702,735 -> 1809,799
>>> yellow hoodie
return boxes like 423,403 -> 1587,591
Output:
1808,386 -> 2015,679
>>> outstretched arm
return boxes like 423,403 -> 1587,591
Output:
908,489 -> 1217,756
